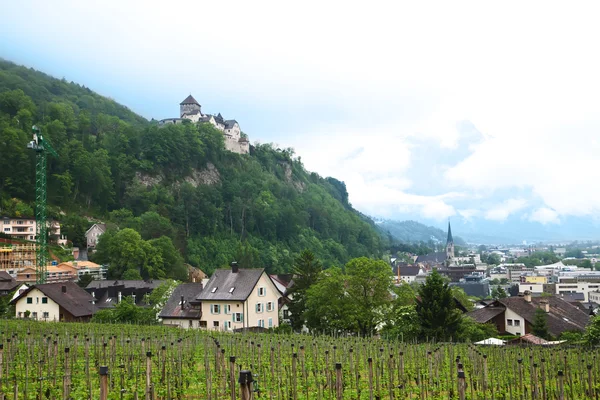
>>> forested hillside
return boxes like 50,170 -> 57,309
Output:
376,219 -> 466,246
0,59 -> 384,278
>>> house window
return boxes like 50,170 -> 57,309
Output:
18,312 -> 22,318
267,302 -> 274,312
507,319 -> 513,326
3,228 -> 9,232
258,319 -> 264,328
283,310 -> 290,319
43,312 -> 49,319
213,321 -> 219,328
32,312 -> 38,319
212,304 -> 221,314
256,303 -> 263,313
226,321 -> 232,330
224,304 -> 231,314
200,321 -> 207,328
258,287 -> 266,296
233,313 -> 243,323
514,320 -> 521,327
189,320 -> 193,328
26,297 -> 32,304
268,318 -> 273,328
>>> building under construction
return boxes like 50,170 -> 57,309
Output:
0,243 -> 36,271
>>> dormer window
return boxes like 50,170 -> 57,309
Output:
229,287 -> 235,293
211,287 -> 217,293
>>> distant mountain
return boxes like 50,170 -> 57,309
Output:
375,219 -> 466,246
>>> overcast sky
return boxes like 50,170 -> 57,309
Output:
3,1 -> 600,234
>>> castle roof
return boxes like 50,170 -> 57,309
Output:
180,95 -> 200,106
224,119 -> 238,129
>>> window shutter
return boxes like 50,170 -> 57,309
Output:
232,313 -> 235,322
218,305 -> 221,314
255,303 -> 258,313
240,314 -> 244,322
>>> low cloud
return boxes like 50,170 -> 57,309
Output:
529,208 -> 560,225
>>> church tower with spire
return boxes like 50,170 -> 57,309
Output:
446,221 -> 455,260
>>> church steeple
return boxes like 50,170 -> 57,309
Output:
446,222 -> 455,260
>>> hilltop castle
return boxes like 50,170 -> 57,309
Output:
159,95 -> 249,154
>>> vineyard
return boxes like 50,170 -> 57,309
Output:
0,321 -> 597,399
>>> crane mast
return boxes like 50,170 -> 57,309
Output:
27,125 -> 57,284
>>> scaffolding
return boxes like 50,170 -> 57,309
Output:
0,244 -> 36,271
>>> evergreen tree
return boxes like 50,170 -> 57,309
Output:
532,307 -> 550,339
416,270 -> 462,341
287,250 -> 322,331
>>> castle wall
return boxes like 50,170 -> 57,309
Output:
224,138 -> 250,154
180,103 -> 201,117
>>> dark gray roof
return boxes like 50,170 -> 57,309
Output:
86,280 -> 165,290
467,306 -> 505,323
416,252 -> 447,264
447,222 -> 453,244
224,120 -> 238,129
159,283 -> 203,319
197,268 -> 265,301
180,95 -> 200,105
500,296 -> 590,335
182,110 -> 201,116
215,113 -> 224,124
12,282 -> 96,317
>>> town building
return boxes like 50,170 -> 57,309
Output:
85,223 -> 106,249
85,279 -> 165,309
11,282 -> 97,322
467,291 -> 589,337
0,271 -> 20,296
0,243 -> 36,270
196,263 -> 281,331
416,223 -> 455,268
160,283 -> 204,329
394,265 -> 423,284
159,95 -> 250,155
590,291 -> 600,305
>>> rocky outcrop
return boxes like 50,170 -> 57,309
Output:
184,163 -> 221,187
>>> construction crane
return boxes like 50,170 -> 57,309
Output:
27,125 -> 58,284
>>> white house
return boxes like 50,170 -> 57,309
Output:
85,223 -> 106,249
196,264 -> 281,331
11,282 -> 96,322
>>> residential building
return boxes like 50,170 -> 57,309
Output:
519,281 -> 600,302
85,223 -> 106,249
10,283 -> 29,302
1,217 -> 36,241
58,260 -> 106,280
467,291 -> 590,337
196,263 -> 281,331
86,280 -> 165,308
270,274 -> 295,325
160,283 -> 203,329
394,265 -> 422,284
590,291 -> 600,305
450,274 -> 490,298
11,282 -> 97,322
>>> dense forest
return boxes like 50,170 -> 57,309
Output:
0,59 -> 386,279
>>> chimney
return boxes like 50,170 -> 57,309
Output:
61,285 -> 66,293
540,300 -> 550,313
231,261 -> 239,274
180,296 -> 185,307
524,290 -> 532,303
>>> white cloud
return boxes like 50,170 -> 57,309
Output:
484,199 -> 528,221
5,1 -> 600,228
529,208 -> 560,225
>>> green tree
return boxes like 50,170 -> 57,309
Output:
287,250 -> 322,331
456,316 -> 499,342
140,211 -> 173,240
345,257 -> 394,336
491,286 -> 508,299
584,315 -> 600,346
416,270 -> 462,341
77,273 -> 94,288
305,267 -> 350,334
532,308 -> 550,339
381,304 -> 420,341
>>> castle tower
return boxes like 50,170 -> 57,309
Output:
446,221 -> 455,260
180,95 -> 201,118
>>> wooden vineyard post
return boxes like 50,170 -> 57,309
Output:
540,359 -> 546,400
368,357 -> 374,400
335,363 -> 343,400
63,347 -> 70,400
457,363 -> 466,400
588,365 -> 594,399
145,351 -> 152,400
292,353 -> 298,400
483,354 -> 488,400
100,366 -> 109,400
0,343 -> 3,389
230,356 -> 236,400
389,354 -> 394,400
557,370 -> 564,400
518,358 -> 523,400
532,363 -> 538,400
239,370 -> 253,400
